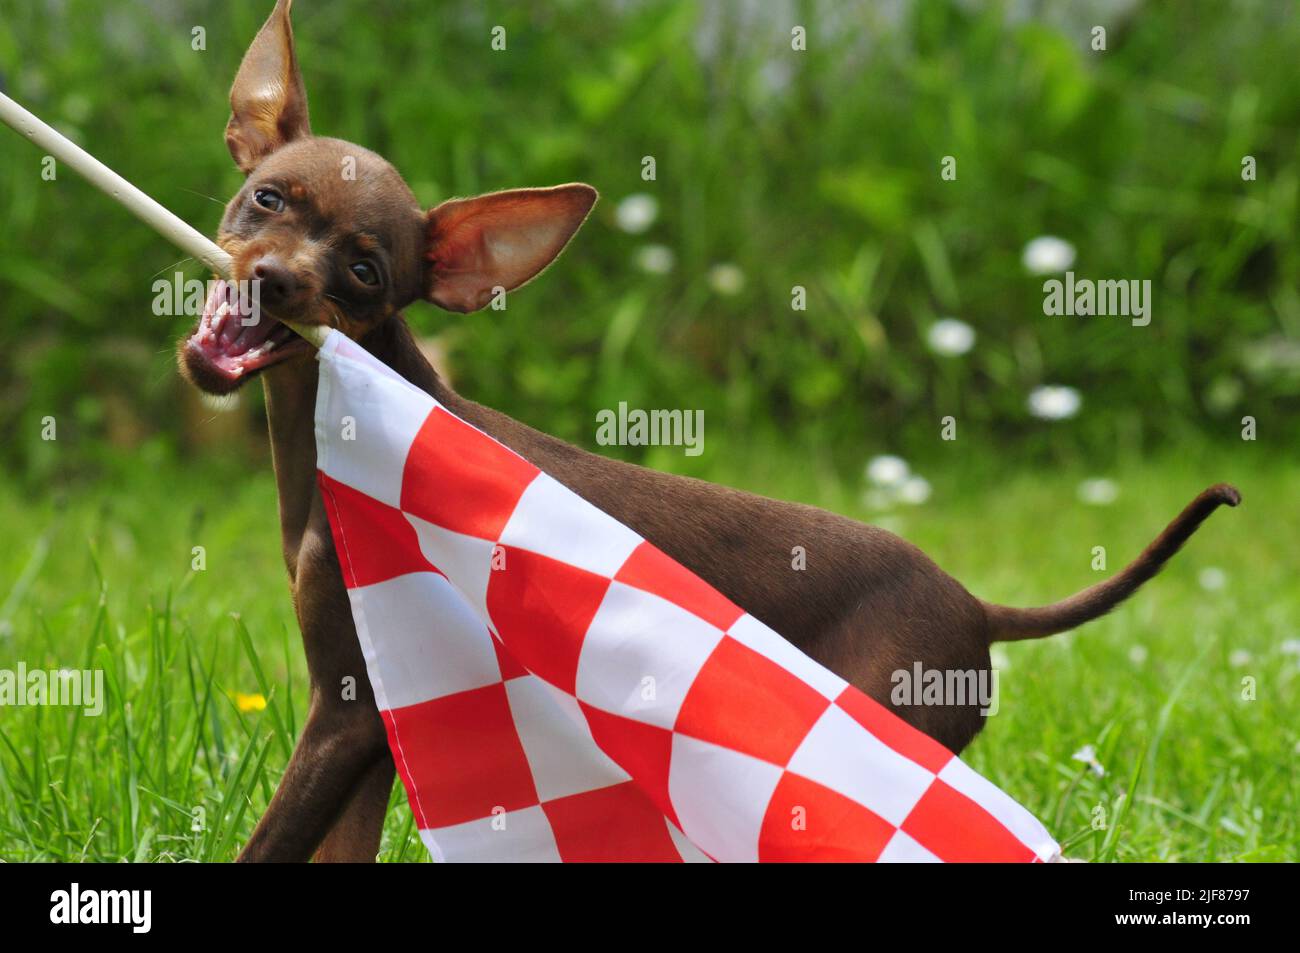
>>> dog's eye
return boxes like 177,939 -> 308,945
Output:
253,188 -> 285,212
350,261 -> 380,287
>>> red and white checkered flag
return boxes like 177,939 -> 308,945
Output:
313,332 -> 1061,863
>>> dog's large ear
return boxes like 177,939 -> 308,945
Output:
424,184 -> 598,313
225,0 -> 311,174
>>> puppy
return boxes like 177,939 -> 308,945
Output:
178,0 -> 1239,861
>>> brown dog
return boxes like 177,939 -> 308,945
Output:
178,0 -> 1238,862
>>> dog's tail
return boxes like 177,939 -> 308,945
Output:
983,483 -> 1240,642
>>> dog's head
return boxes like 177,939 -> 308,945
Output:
179,0 -> 596,395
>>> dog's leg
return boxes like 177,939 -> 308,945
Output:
313,756 -> 396,862
238,522 -> 391,862
237,696 -> 390,862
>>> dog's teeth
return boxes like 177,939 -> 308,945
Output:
212,302 -> 231,336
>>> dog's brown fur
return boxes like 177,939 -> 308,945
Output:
178,1 -> 1239,862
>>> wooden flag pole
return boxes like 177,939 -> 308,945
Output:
0,90 -> 328,348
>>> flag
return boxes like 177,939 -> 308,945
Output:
313,331 -> 1061,863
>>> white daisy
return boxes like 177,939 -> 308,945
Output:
615,194 -> 658,234
1198,567 -> 1227,592
1071,744 -> 1105,777
897,475 -> 932,505
1078,478 -> 1119,506
633,244 -> 674,275
1022,235 -> 1076,275
1028,385 -> 1082,420
708,263 -> 746,296
865,454 -> 910,488
927,318 -> 976,357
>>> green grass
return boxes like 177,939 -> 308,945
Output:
0,446 -> 1296,861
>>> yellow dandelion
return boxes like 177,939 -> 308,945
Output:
234,692 -> 267,713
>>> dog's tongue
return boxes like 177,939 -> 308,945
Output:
187,278 -> 293,380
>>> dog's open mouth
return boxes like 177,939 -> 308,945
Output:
182,278 -> 313,393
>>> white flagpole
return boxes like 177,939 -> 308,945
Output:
0,90 -> 328,348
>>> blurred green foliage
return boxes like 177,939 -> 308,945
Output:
1,0 -> 1297,484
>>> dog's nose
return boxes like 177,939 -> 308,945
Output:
252,257 -> 298,308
